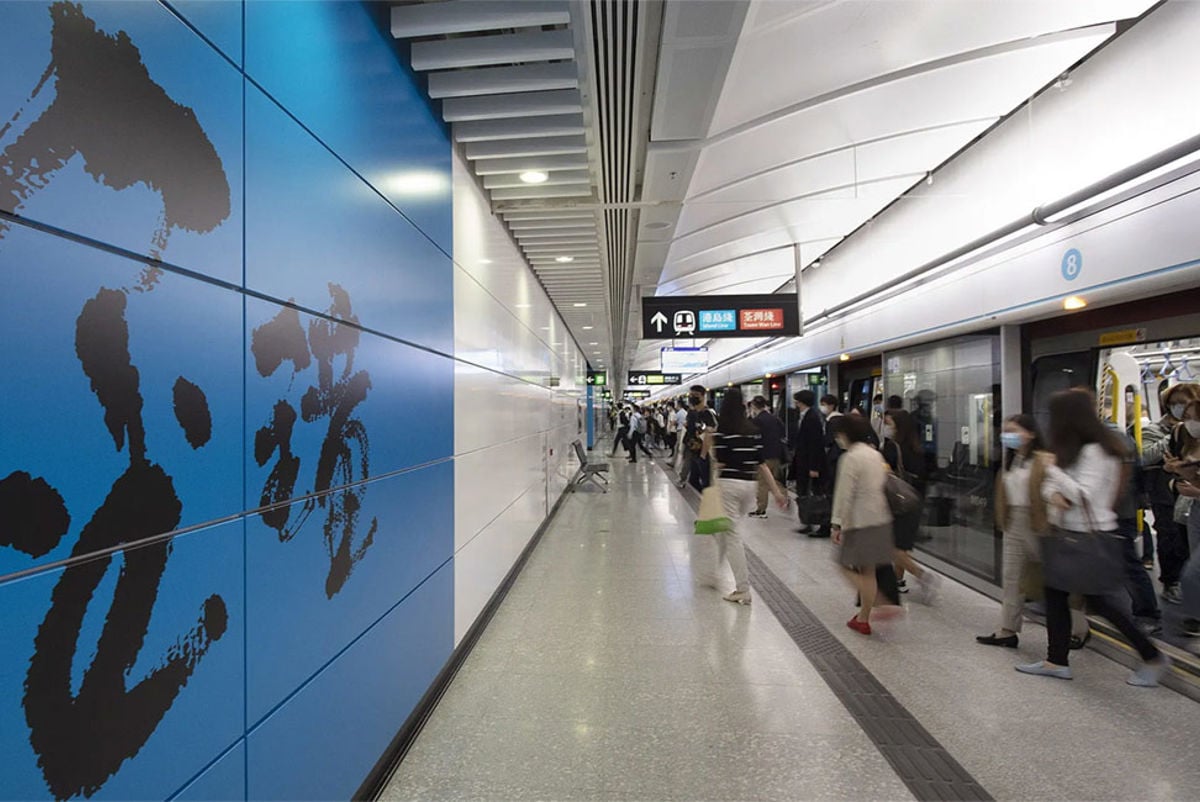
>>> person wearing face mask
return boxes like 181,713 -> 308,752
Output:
1016,390 -> 1169,685
1165,397 -> 1200,639
1142,383 -> 1200,604
976,415 -> 1086,648
681,386 -> 718,491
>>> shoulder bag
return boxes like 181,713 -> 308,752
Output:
1040,495 -> 1123,596
694,460 -> 731,535
883,447 -> 921,517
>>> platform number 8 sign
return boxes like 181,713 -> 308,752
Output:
1061,248 -> 1083,281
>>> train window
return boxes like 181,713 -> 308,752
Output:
1030,352 -> 1092,434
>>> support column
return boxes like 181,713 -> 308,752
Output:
999,324 -> 1022,421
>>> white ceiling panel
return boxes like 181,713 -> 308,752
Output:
664,175 -> 920,280
691,30 -> 1112,197
713,0 -> 1155,133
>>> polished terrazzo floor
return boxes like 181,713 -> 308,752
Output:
382,446 -> 1200,802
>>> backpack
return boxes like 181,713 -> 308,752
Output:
636,415 -> 647,434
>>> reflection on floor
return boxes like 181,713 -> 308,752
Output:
382,448 -> 1200,802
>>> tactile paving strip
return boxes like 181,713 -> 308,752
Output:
665,464 -> 993,802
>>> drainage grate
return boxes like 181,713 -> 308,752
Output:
663,462 -> 993,802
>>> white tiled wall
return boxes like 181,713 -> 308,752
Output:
452,151 -> 587,644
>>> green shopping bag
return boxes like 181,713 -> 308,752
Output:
694,468 -> 731,535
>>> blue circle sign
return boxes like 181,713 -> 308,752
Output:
1061,248 -> 1083,281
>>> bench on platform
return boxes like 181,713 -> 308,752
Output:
571,440 -> 609,492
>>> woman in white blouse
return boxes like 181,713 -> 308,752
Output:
1016,390 -> 1170,686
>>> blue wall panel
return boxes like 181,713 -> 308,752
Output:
170,740 -> 246,802
0,1 -> 454,799
243,1 -> 452,254
245,87 -> 454,353
0,519 -> 245,801
0,226 -> 244,577
246,560 -> 454,801
0,1 -> 244,285
245,463 -> 453,722
165,0 -> 243,67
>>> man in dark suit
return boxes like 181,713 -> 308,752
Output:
749,396 -> 786,518
790,389 -> 829,535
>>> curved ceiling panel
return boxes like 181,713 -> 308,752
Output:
713,0 -> 1156,134
690,30 -> 1114,197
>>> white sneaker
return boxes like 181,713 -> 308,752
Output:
914,572 -> 941,606
1127,655 -> 1171,687
723,590 -> 752,605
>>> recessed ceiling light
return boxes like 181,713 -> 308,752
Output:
555,256 -> 574,263
540,326 -> 551,330
1063,295 -> 1087,310
519,171 -> 549,184
589,342 -> 599,346
644,221 -> 671,231
515,303 -> 531,309
573,302 -> 587,307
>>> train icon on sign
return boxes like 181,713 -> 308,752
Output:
673,310 -> 696,335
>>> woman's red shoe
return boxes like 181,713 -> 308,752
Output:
846,616 -> 871,635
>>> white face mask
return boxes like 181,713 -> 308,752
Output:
1185,420 -> 1200,438
1171,403 -> 1187,420
820,405 -> 832,415
882,424 -> 896,439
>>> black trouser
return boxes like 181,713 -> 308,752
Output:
1044,585 -> 1159,666
1152,501 -> 1190,585
610,427 -> 629,457
628,431 -> 652,461
1117,518 -> 1159,619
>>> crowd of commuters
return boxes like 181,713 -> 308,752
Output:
607,378 -> 1200,689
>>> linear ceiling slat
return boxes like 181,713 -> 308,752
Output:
491,185 -> 593,201
443,89 -> 583,122
464,135 -> 588,159
454,114 -> 585,143
410,29 -> 574,71
486,170 -> 593,189
474,153 -> 591,174
427,62 -> 580,99
391,1 -> 569,38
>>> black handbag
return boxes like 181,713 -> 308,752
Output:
1040,499 -> 1124,596
797,490 -> 831,526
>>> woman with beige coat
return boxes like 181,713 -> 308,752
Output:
831,415 -> 894,636
977,414 -> 1089,649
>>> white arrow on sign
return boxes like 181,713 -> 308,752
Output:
650,311 -> 669,333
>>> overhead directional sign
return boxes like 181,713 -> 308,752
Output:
586,370 -> 607,386
641,294 -> 800,339
623,390 -> 651,400
627,371 -> 682,386
661,347 -> 709,373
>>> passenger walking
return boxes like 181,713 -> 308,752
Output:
681,386 -> 717,491
627,405 -> 653,462
703,387 -> 788,605
831,415 -> 895,636
1144,383 -> 1199,604
977,415 -> 1088,648
882,409 -> 939,603
1165,396 -> 1200,639
1016,390 -> 1170,685
749,395 -> 786,519
673,400 -> 688,468
611,406 -> 631,458
790,390 -> 829,534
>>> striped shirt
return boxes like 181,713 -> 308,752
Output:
713,430 -> 764,481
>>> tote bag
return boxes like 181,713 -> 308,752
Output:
1041,497 -> 1123,595
694,463 -> 731,535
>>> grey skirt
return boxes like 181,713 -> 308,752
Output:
838,522 -> 894,568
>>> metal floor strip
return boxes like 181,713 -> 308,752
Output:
660,459 -> 993,802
